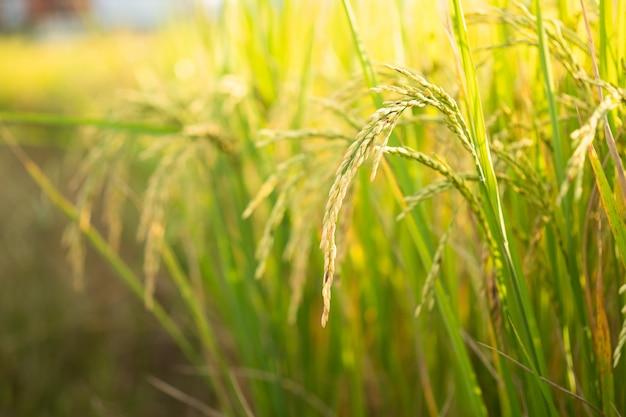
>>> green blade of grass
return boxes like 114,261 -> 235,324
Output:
574,145 -> 619,414
533,2 -> 567,185
0,111 -> 181,135
594,282 -> 615,417
161,244 -> 254,417
599,0 -> 620,87
435,281 -> 487,417
340,0 -> 382,108
447,0 -> 559,414
588,145 -> 626,270
534,1 -> 600,409
580,0 -> 626,201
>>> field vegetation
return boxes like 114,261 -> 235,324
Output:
1,0 -> 625,415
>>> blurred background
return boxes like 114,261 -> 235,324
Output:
0,0 -> 223,32
0,1 -> 220,415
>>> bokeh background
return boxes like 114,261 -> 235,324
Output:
1,2 -> 216,415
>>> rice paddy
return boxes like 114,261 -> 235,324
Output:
1,0 -> 625,415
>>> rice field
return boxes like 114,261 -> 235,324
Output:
1,0 -> 625,415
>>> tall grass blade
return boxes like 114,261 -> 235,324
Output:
580,0 -> 626,201
534,1 -> 599,410
447,0 -> 558,414
340,0 -> 382,107
587,145 -> 620,413
0,111 -> 180,135
435,281 -> 487,417
588,147 -> 626,316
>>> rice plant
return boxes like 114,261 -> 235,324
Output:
2,0 -> 626,415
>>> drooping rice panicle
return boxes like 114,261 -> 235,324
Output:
253,174 -> 300,279
320,63 -> 512,326
242,174 -> 279,219
138,141 -> 199,308
320,99 -> 429,326
415,217 -> 456,318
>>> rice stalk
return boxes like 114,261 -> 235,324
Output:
60,221 -> 86,291
102,172 -> 127,252
375,65 -> 479,163
255,129 -> 352,147
448,1 -> 562,411
183,123 -> 239,163
286,219 -> 313,324
398,173 -> 478,221
242,174 -> 279,219
467,3 -> 590,87
247,124 -> 356,321
615,284 -> 626,367
414,216 -> 455,318
252,173 -> 297,279
137,142 -> 191,308
558,88 -> 626,203
286,179 -> 353,323
59,133 -> 127,290
384,145 -> 499,272
490,141 -> 552,213
320,100 -> 426,327
586,145 -> 626,408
